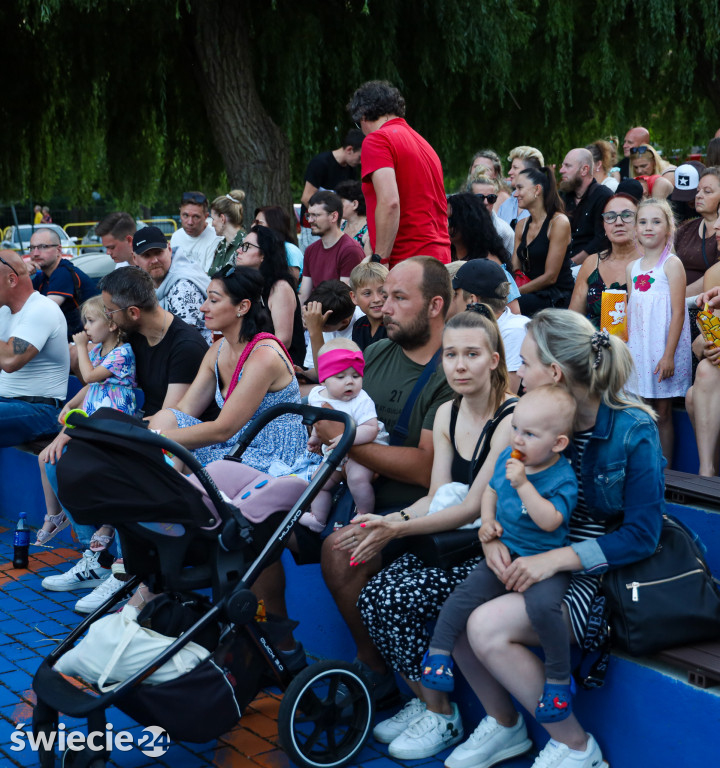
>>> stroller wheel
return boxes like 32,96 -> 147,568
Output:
278,659 -> 374,768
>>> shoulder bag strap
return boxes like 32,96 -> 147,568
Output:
468,397 -> 518,483
389,347 -> 442,446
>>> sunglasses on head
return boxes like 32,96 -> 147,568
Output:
475,193 -> 498,204
182,192 -> 208,205
0,254 -> 19,277
630,146 -> 651,155
215,263 -> 236,279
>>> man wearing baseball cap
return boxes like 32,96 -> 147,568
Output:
451,259 -> 529,393
132,226 -> 211,344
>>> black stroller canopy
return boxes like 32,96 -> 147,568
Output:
57,409 -> 210,528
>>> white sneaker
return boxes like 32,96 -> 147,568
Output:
445,714 -> 532,768
41,550 -> 111,592
373,698 -> 427,743
74,575 -> 127,614
532,734 -> 606,768
388,704 -> 463,759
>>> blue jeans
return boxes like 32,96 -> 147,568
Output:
44,456 -> 122,558
0,397 -> 61,447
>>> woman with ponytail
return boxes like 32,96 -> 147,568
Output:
148,265 -> 306,471
512,167 -> 573,316
351,306 -> 517,758
441,309 -> 663,768
208,190 -> 246,275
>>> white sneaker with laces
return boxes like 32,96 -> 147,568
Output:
532,733 -> 606,768
41,550 -> 111,592
445,713 -> 532,768
373,698 -> 427,743
388,704 -> 463,759
74,574 -> 127,614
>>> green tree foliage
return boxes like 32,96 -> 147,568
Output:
2,0 -> 719,209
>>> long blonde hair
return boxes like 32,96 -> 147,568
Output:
527,309 -> 655,418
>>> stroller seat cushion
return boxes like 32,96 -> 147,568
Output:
186,461 -> 308,528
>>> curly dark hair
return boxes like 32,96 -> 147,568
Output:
347,80 -> 406,123
447,193 -> 510,268
251,225 -> 298,296
334,180 -> 366,216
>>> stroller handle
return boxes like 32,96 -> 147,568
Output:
226,402 -> 356,473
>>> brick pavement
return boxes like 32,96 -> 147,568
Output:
0,518 -> 533,767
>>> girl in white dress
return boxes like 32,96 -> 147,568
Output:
626,197 -> 691,463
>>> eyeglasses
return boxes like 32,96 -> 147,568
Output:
181,192 -> 208,205
29,243 -> 58,251
630,146 -> 651,155
0,254 -> 19,277
239,241 -> 261,253
103,305 -> 132,320
305,213 -> 327,221
475,194 -> 498,204
601,210 -> 636,223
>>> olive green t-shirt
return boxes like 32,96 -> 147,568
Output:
363,339 -> 454,508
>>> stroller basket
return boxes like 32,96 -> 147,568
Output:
33,404 -> 376,768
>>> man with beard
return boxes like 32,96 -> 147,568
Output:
132,226 -> 212,344
315,256 -> 454,697
299,191 -> 364,303
559,147 -> 613,267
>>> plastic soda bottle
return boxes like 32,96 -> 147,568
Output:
13,511 -> 30,569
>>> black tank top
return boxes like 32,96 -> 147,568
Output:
517,214 -> 573,290
449,402 -> 473,483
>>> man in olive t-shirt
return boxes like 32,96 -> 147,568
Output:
318,257 -> 454,687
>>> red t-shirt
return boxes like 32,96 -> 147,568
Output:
304,233 -> 364,285
361,118 -> 450,268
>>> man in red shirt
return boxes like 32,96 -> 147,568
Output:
299,191 -> 365,303
347,80 -> 450,268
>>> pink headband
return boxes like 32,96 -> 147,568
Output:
317,349 -> 365,382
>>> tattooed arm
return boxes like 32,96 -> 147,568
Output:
0,337 -> 39,372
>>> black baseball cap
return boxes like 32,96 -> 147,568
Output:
132,226 -> 168,255
452,259 -> 508,298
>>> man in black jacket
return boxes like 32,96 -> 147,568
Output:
559,148 -> 613,267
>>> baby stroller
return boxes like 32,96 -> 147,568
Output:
31,403 -> 374,768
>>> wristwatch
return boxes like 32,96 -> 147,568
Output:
370,253 -> 382,263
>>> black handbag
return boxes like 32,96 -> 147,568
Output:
602,515 -> 720,656
406,398 -> 517,570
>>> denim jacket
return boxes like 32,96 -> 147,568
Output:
567,402 -> 665,574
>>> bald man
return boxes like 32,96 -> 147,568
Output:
618,126 -> 650,179
0,250 -> 69,446
559,148 -> 613,266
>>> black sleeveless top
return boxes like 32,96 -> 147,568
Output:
449,402 -> 473,483
517,214 -> 573,291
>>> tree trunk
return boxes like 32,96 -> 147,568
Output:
191,0 -> 293,223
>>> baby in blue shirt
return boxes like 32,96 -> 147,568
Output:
422,385 -> 579,723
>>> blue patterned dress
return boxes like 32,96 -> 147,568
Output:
82,342 -> 137,415
171,341 -> 306,470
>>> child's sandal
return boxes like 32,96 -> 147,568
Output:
89,526 -> 115,552
33,512 -> 70,546
420,650 -> 455,692
535,680 -> 575,723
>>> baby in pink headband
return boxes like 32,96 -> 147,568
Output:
301,339 -> 388,532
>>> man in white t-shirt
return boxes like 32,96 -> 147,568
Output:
169,191 -> 222,272
0,250 -> 69,446
451,259 -> 529,394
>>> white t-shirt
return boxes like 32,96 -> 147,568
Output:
497,306 -> 530,372
170,225 -> 223,272
492,211 -> 516,261
308,386 -> 388,451
303,305 -> 365,369
0,292 -> 69,398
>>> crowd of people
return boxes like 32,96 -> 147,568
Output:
2,78 -> 720,768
